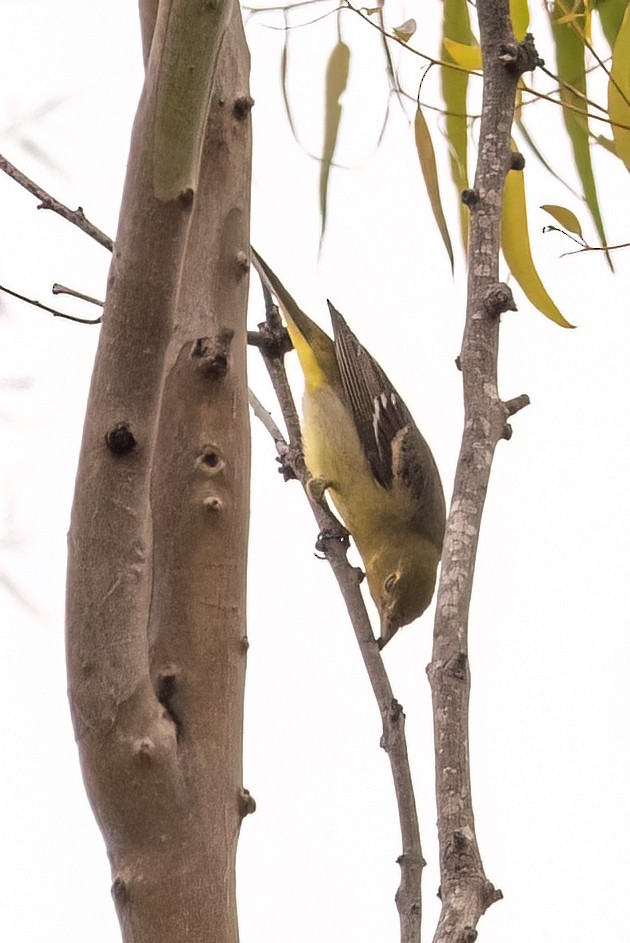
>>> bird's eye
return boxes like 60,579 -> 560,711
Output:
384,572 -> 399,595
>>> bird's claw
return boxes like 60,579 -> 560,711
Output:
315,524 -> 350,555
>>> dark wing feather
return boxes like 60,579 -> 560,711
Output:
328,301 -> 446,548
328,301 -> 413,489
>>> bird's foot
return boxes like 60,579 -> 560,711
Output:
315,523 -> 350,555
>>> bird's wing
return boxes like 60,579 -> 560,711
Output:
328,301 -> 446,548
327,301 -> 412,490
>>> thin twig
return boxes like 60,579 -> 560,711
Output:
537,62 -> 607,114
519,81 -> 630,130
243,0 -> 332,12
248,389 -> 288,449
250,257 -> 424,943
0,284 -> 103,325
542,225 -> 587,248
0,153 -> 114,251
561,239 -> 630,257
52,284 -> 105,307
344,0 -> 479,74
250,5 -> 340,29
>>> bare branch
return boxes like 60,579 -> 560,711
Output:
0,283 -> 102,324
504,394 -> 530,418
250,260 -> 424,943
248,388 -> 288,450
52,284 -> 105,307
428,8 -> 537,943
561,239 -> 630,257
0,152 -> 114,251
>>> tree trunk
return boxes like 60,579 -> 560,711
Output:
66,3 -> 252,940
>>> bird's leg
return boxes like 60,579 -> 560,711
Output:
307,476 -> 350,552
306,475 -> 329,506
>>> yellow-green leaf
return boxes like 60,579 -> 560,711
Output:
441,0 -> 475,252
608,5 -> 630,173
320,40 -> 350,247
593,133 -> 618,155
540,204 -> 583,237
502,165 -> 575,328
594,0 -> 628,50
510,0 -> 530,41
414,107 -> 454,273
550,1 -> 610,266
443,38 -> 482,71
393,18 -> 416,43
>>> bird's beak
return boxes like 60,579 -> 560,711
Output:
378,613 -> 398,650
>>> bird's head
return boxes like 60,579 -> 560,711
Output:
366,537 -> 441,648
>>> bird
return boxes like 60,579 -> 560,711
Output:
251,248 -> 446,647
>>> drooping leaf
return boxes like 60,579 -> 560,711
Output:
441,0 -> 475,252
393,19 -> 416,43
510,0 -> 530,41
280,19 -> 301,147
414,107 -> 454,273
550,1 -> 611,267
540,204 -> 584,237
320,40 -> 350,247
594,0 -> 628,50
502,163 -> 575,328
443,38 -> 482,71
608,5 -> 630,172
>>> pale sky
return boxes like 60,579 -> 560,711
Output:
1,2 -> 629,941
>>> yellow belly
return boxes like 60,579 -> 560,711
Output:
301,384 -> 399,549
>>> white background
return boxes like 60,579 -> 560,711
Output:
1,1 -> 629,941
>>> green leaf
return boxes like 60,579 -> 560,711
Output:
502,163 -> 575,328
550,1 -> 611,267
320,41 -> 350,247
441,0 -> 475,251
594,0 -> 628,50
510,0 -> 530,41
414,107 -> 454,273
540,204 -> 584,237
593,133 -> 618,155
608,5 -> 630,173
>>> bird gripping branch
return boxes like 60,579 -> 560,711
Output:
251,248 -> 446,647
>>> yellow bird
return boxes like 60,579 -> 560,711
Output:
251,248 -> 446,647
